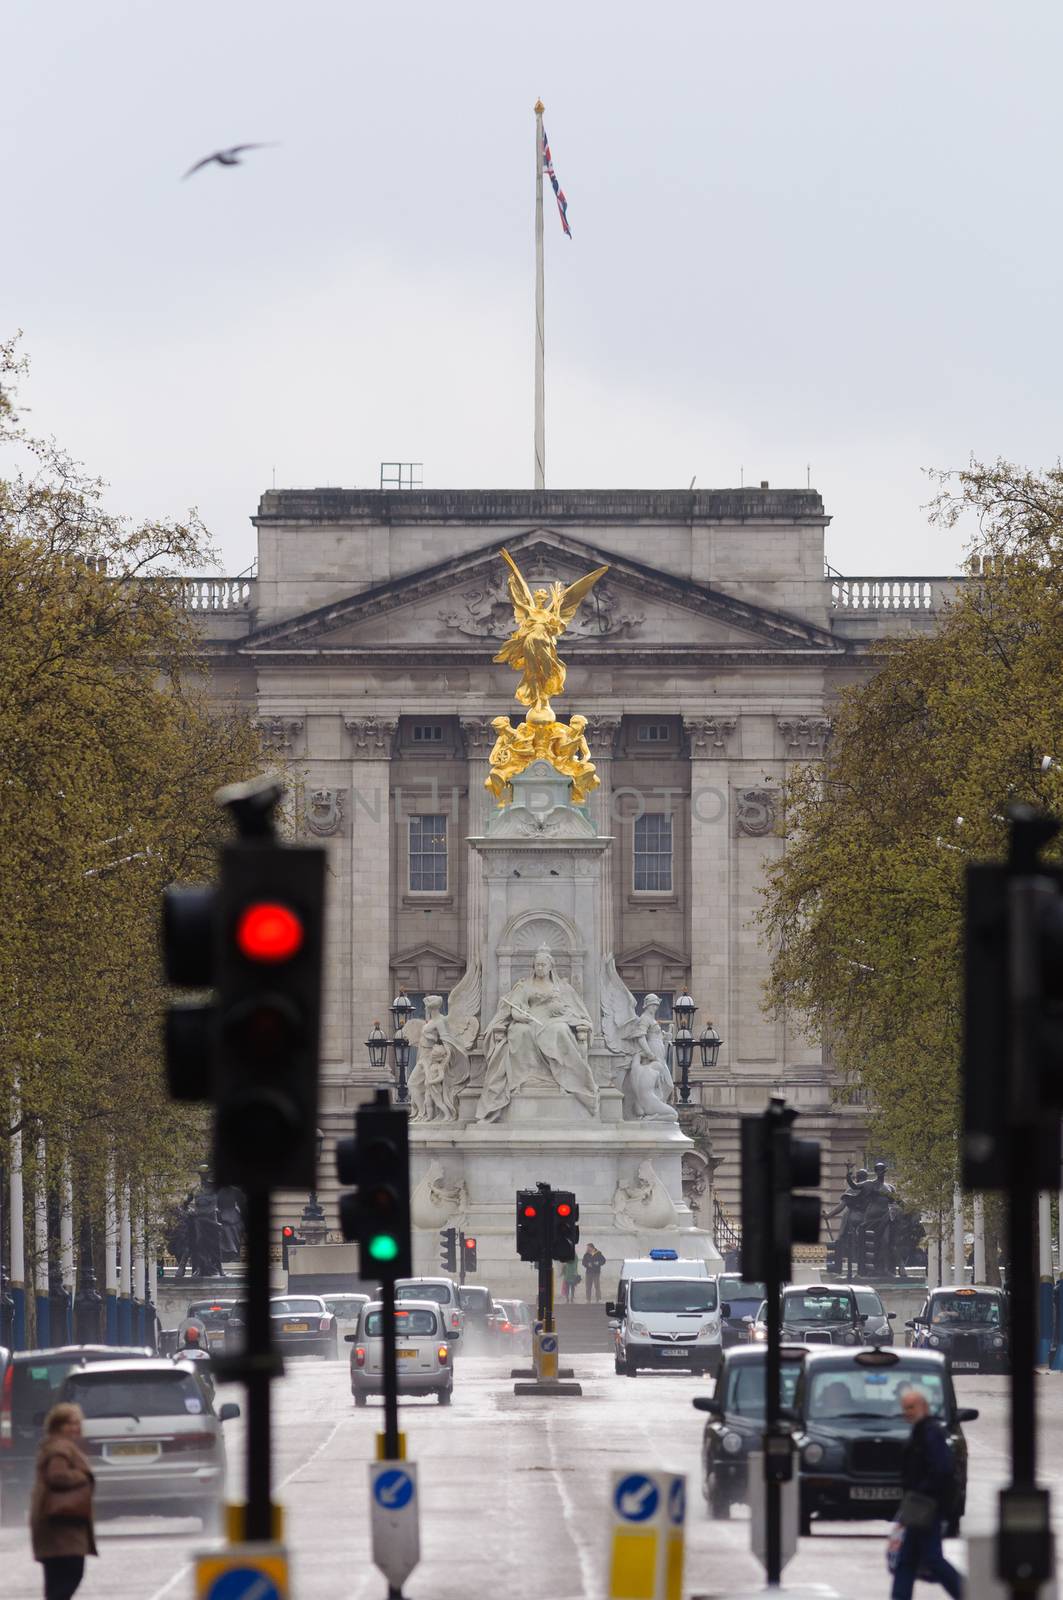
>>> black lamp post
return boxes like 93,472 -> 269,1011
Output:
672,989 -> 697,1104
366,1021 -> 390,1078
390,991 -> 414,1104
698,1020 -> 723,1072
301,1128 -> 327,1240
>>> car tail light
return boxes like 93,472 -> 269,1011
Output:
437,1345 -> 449,1365
450,1311 -> 459,1328
500,1321 -> 514,1334
354,1346 -> 366,1368
318,1317 -> 331,1332
0,1364 -> 12,1445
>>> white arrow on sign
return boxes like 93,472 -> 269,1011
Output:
620,1482 -> 657,1518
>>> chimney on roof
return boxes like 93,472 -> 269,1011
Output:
760,481 -> 769,490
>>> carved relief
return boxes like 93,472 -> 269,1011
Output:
459,716 -> 495,754
734,788 -> 778,838
682,1152 -> 710,1221
305,787 -> 346,837
583,714 -> 622,756
253,716 -> 304,752
344,714 -> 399,756
439,578 -> 644,640
778,715 -> 831,757
685,716 -> 738,757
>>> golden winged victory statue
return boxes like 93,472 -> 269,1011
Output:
486,547 -> 609,806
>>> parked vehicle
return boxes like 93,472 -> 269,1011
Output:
793,1345 -> 976,1535
906,1285 -> 1009,1372
394,1278 -> 464,1343
0,1344 -> 152,1523
59,1357 -> 239,1527
608,1275 -> 723,1377
692,1345 -> 806,1516
348,1300 -> 454,1406
717,1277 -> 768,1348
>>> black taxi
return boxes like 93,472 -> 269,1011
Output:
906,1285 -> 1009,1373
793,1346 -> 976,1535
691,1344 -> 806,1518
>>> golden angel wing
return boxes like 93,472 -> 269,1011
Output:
558,564 -> 609,624
500,547 -> 534,618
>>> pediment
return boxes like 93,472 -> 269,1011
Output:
241,527 -> 839,656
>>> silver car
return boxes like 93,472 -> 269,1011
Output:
60,1358 -> 239,1527
348,1300 -> 454,1406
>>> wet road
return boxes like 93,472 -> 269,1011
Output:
0,1351 -> 1057,1598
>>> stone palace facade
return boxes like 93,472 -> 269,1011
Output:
186,487 -> 961,1224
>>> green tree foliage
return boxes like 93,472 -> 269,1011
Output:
760,459 -> 1063,1222
0,336 -> 263,1220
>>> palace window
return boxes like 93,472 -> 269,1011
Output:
633,812 -> 673,892
409,814 -> 448,892
636,724 -> 672,743
411,722 -> 444,743
397,992 -> 450,1020
632,991 -> 674,1022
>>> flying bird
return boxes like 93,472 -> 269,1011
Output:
182,143 -> 275,180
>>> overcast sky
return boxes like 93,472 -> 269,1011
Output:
4,2 -> 1060,577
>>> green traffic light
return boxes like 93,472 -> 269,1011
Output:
368,1233 -> 399,1262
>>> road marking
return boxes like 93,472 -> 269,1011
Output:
545,1409 -> 600,1600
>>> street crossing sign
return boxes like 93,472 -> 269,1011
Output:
608,1470 -> 686,1600
195,1543 -> 289,1600
370,1459 -> 420,1592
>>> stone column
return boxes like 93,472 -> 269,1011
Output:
684,716 -> 738,1069
585,715 -> 621,957
344,716 -> 398,1090
460,717 -> 494,977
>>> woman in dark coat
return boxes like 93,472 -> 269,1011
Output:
29,1402 -> 97,1600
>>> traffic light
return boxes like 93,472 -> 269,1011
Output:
161,777 -> 326,1192
740,1098 -> 821,1282
516,1191 -> 545,1262
550,1191 -> 579,1262
336,1091 -> 412,1279
280,1223 -> 300,1271
440,1227 -> 457,1273
462,1235 -> 478,1274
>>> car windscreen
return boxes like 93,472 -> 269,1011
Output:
396,1284 -> 450,1305
783,1291 -> 855,1324
854,1290 -> 885,1316
719,1279 -> 767,1305
805,1366 -> 946,1421
186,1303 -> 233,1327
364,1310 -> 438,1337
324,1298 -> 366,1317
629,1279 -> 718,1313
724,1362 -> 801,1417
65,1371 -> 207,1419
459,1289 -> 492,1314
930,1292 -> 1001,1326
270,1299 -> 323,1316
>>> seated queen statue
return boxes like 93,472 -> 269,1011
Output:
476,945 -> 599,1121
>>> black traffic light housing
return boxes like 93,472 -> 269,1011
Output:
462,1234 -> 478,1275
440,1227 -> 457,1274
550,1191 -> 580,1262
336,1090 -> 412,1280
516,1190 -> 545,1262
741,1098 -> 821,1282
281,1223 -> 304,1271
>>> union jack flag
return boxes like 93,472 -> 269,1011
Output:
542,125 -> 571,238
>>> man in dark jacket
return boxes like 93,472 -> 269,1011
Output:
890,1388 -> 963,1599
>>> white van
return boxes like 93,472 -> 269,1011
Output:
612,1251 -> 712,1316
608,1273 -> 723,1377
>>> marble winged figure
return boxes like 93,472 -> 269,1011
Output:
492,548 -> 609,721
476,945 -> 598,1121
408,961 -> 481,1123
601,957 -> 678,1122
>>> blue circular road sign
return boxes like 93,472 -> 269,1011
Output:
208,1570 -> 282,1600
668,1478 -> 686,1525
374,1468 -> 414,1510
540,1334 -> 558,1353
615,1473 -> 659,1523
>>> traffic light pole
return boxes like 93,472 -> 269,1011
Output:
459,1231 -> 466,1287
764,1132 -> 783,1590
538,1252 -> 554,1335
243,1188 -> 278,1542
380,1275 -> 401,1463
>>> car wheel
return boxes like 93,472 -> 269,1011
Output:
614,1357 -> 624,1375
353,1391 -> 368,1408
624,1356 -> 638,1377
438,1387 -> 452,1406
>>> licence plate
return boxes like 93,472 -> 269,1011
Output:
107,1442 -> 160,1459
951,1360 -> 978,1369
851,1486 -> 899,1501
283,1322 -> 308,1333
657,1348 -> 690,1358
397,1349 -> 417,1359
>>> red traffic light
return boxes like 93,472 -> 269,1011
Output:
555,1202 -> 572,1217
282,1225 -> 295,1239
237,901 -> 304,963
522,1204 -> 537,1218
464,1237 -> 476,1249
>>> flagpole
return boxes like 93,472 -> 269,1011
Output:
534,98 -> 546,490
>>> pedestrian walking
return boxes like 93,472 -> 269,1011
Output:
581,1244 -> 606,1301
560,1258 -> 580,1303
29,1403 -> 97,1600
888,1387 -> 963,1599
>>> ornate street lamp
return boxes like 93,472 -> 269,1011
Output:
674,1020 -> 696,1105
390,991 -> 414,1104
301,1127 -> 327,1241
365,1021 -> 390,1076
390,989 -> 414,1034
673,990 -> 697,1033
698,1020 -> 723,1072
